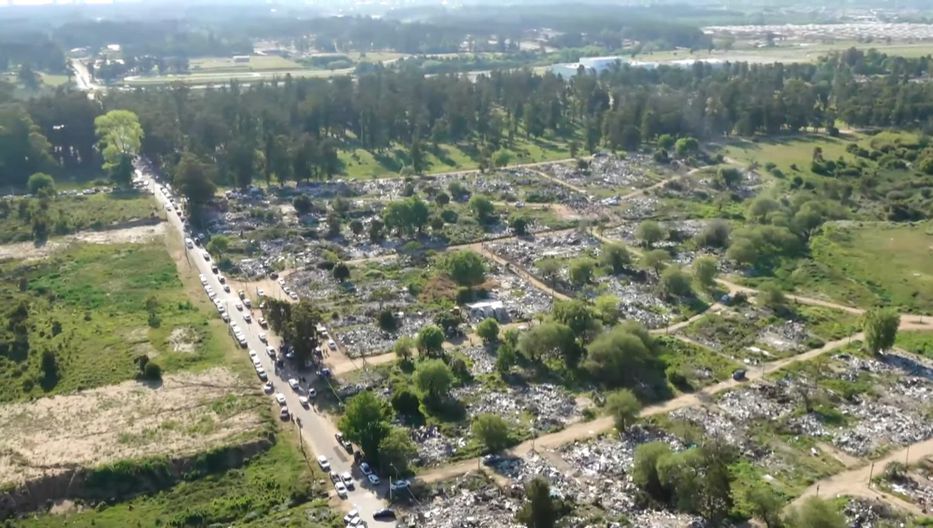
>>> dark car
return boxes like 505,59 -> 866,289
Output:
372,508 -> 396,521
732,369 -> 747,381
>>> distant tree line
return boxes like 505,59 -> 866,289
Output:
3,48 -> 933,199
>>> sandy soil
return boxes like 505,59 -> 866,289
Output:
0,368 -> 263,487
0,223 -> 166,261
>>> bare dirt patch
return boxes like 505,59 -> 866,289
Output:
0,367 -> 264,487
0,223 -> 166,262
168,327 -> 200,354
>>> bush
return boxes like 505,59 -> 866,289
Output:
143,361 -> 162,381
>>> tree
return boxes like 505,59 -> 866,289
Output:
472,413 -> 511,453
600,242 -> 631,275
496,341 -> 517,374
40,349 -> 60,389
468,195 -> 496,224
674,137 -> 699,157
568,257 -> 596,287
659,266 -> 693,298
94,110 -> 143,186
516,477 -> 557,528
641,249 -> 670,276
584,324 -> 658,388
759,284 -> 787,310
633,441 -> 673,499
476,318 -> 499,345
784,497 -> 846,528
27,173 -> 55,196
509,214 -> 529,235
333,262 -> 350,282
206,235 -> 230,259
349,219 -> 364,235
174,152 -> 216,205
393,336 -> 414,362
536,258 -> 562,285
416,324 -> 445,356
693,256 -> 718,288
636,220 -> 665,248
741,484 -> 785,528
696,220 -> 731,249
517,321 -> 580,368
378,427 -> 418,477
552,299 -> 600,342
443,250 -> 486,287
715,167 -> 742,189
606,388 -> 641,432
414,359 -> 454,403
594,294 -> 621,324
391,388 -> 421,418
293,194 -> 312,215
862,307 -> 900,355
339,391 -> 392,460
492,148 -> 512,168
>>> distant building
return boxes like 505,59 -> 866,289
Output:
233,55 -> 251,63
551,56 -> 725,78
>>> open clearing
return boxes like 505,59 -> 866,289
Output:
0,367 -> 264,487
0,222 -> 166,261
0,241 -> 232,402
796,222 -> 933,313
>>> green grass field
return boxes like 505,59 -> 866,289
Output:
190,55 -> 304,72
723,133 -> 856,177
0,242 -> 232,402
0,192 -> 160,244
639,40 -> 933,64
896,331 -> 933,359
15,435 -> 341,528
338,136 -> 573,179
788,222 -> 933,313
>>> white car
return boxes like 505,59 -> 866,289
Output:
289,291 -> 299,301
258,333 -> 267,343
222,284 -> 231,293
359,462 -> 372,475
202,251 -> 210,261
256,367 -> 267,381
298,395 -> 309,408
257,288 -> 265,297
198,273 -> 207,285
277,278 -> 285,286
334,481 -> 348,498
235,302 -> 243,311
248,349 -> 258,360
317,455 -> 330,472
252,358 -> 262,368
367,474 -> 380,485
263,381 -> 274,393
274,393 -> 286,405
344,511 -> 360,525
243,313 -> 252,323
341,472 -> 354,490
390,479 -> 411,491
266,346 -> 276,358
288,378 -> 300,391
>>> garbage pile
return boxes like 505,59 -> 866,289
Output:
757,321 -> 809,353
843,497 -> 906,528
454,383 -> 581,431
668,406 -> 763,458
485,265 -> 554,321
832,399 -> 933,457
717,382 -> 795,423
404,474 -> 524,528
459,345 -> 496,376
560,425 -> 685,479
334,312 -> 434,358
412,426 -> 467,465
598,278 -> 674,329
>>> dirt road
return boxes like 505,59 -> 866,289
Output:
793,436 -> 933,516
416,330 -> 873,484
471,242 -> 571,302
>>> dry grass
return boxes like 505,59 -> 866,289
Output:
0,368 -> 265,487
